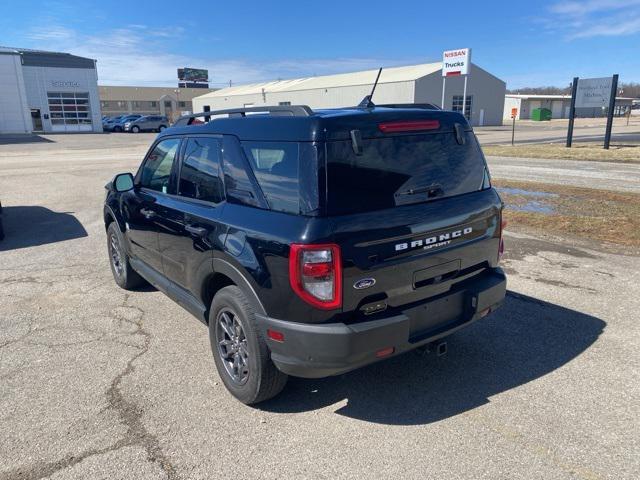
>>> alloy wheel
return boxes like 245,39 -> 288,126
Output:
216,308 -> 250,385
109,233 -> 124,277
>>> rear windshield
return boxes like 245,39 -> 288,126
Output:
326,131 -> 487,215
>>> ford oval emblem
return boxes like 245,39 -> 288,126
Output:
353,278 -> 376,290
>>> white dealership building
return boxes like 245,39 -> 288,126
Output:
0,47 -> 102,134
193,62 -> 507,126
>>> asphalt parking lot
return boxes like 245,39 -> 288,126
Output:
1,134 -> 639,479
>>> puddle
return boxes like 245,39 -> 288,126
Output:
509,201 -> 555,214
496,187 -> 558,198
497,187 -> 557,215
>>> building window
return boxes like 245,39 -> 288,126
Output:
151,101 -> 157,108
100,100 -> 123,111
278,101 -> 291,106
452,95 -> 472,120
47,91 -> 92,129
164,101 -> 172,108
179,101 -> 186,108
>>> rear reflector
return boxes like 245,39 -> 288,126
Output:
378,120 -> 440,133
267,329 -> 285,342
375,347 -> 395,358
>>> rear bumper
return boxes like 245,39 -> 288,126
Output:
257,268 -> 507,378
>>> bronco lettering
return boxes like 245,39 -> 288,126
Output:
395,227 -> 473,252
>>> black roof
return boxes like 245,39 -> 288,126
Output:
0,47 -> 96,69
161,106 -> 470,142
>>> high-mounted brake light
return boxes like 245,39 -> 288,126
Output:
289,244 -> 342,310
378,120 -> 440,133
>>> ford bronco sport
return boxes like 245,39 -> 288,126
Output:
104,102 -> 506,404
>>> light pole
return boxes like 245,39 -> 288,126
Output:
174,88 -> 181,120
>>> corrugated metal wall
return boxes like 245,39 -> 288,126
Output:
193,81 -> 415,112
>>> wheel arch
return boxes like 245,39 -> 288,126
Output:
203,258 -> 267,321
104,204 -> 125,233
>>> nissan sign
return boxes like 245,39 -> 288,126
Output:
442,48 -> 471,77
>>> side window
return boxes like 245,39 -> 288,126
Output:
178,137 -> 224,203
241,141 -> 299,214
139,138 -> 180,193
221,136 -> 263,208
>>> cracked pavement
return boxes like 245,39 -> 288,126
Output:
0,134 -> 639,479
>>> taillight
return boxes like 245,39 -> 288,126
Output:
498,218 -> 507,261
289,244 -> 342,310
378,120 -> 440,133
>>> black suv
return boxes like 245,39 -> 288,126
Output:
104,104 -> 506,404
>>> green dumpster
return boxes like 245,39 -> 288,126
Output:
531,108 -> 552,121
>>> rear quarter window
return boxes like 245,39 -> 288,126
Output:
242,141 -> 299,214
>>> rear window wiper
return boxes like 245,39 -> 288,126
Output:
395,184 -> 444,198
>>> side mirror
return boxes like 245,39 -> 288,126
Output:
113,173 -> 134,192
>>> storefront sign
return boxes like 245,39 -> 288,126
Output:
50,80 -> 81,88
442,48 -> 471,77
576,77 -> 613,108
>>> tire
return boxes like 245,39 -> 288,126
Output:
131,125 -> 140,133
107,222 -> 146,290
113,126 -> 122,132
158,125 -> 167,132
209,286 -> 287,404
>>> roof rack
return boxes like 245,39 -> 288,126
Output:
376,103 -> 441,110
173,105 -> 313,126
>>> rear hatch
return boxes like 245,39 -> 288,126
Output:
324,114 -> 502,321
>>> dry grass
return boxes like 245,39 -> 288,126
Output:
483,142 -> 640,163
493,179 -> 640,248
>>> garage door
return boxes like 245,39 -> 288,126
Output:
551,101 -> 563,119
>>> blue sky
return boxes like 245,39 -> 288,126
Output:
2,0 -> 639,89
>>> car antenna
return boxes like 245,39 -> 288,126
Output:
357,68 -> 382,109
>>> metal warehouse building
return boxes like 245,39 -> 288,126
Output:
0,47 -> 102,134
193,62 -> 506,126
504,94 -> 634,121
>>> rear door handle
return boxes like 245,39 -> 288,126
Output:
140,208 -> 155,219
185,224 -> 207,237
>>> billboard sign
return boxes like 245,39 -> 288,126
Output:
576,77 -> 613,108
442,48 -> 471,77
177,68 -> 209,82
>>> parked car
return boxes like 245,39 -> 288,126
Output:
102,115 -> 122,130
105,115 -> 142,132
104,103 -> 506,404
124,115 -> 169,133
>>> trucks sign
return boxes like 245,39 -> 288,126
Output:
575,77 -> 613,108
442,48 -> 471,77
